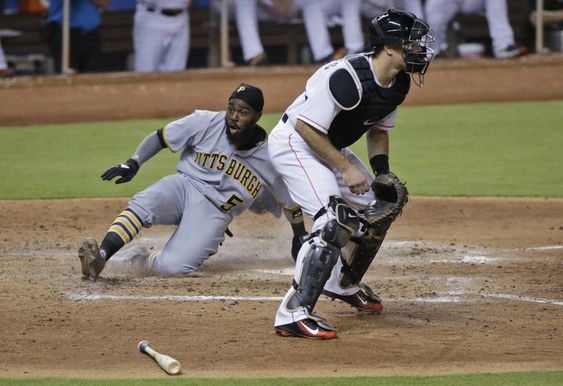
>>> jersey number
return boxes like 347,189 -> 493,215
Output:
220,194 -> 243,211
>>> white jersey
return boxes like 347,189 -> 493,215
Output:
163,109 -> 294,216
282,54 -> 398,138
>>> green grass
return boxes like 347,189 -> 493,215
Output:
0,100 -> 562,199
2,371 -> 563,385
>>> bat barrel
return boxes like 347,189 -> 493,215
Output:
138,340 -> 181,375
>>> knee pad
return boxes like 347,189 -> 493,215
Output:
319,196 -> 360,248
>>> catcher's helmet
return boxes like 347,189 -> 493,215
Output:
367,9 -> 434,84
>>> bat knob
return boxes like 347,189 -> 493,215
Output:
138,340 -> 149,353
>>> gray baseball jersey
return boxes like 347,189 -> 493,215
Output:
163,109 -> 294,215
127,109 -> 296,275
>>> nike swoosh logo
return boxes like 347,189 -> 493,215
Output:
120,164 -> 130,169
363,118 -> 379,126
300,322 -> 319,335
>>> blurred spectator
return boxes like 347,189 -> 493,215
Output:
230,0 -> 267,65
322,0 -> 365,57
133,0 -> 191,72
224,0 -> 359,65
425,0 -> 527,59
2,0 -> 18,14
362,0 -> 424,20
44,0 -> 109,73
0,38 -> 13,77
107,0 -> 136,11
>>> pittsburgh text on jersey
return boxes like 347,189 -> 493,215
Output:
194,151 -> 262,198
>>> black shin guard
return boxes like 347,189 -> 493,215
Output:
339,234 -> 385,288
339,218 -> 392,288
287,242 -> 340,312
287,196 -> 361,312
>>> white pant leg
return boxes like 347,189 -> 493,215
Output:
234,0 -> 264,61
134,6 -> 165,72
323,148 -> 374,296
340,0 -> 364,53
483,0 -> 515,55
268,123 -> 341,217
424,0 -> 463,54
269,124 -> 375,325
0,41 -> 7,70
294,0 -> 333,61
159,12 -> 190,72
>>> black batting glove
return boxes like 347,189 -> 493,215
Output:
101,158 -> 139,184
291,232 -> 309,261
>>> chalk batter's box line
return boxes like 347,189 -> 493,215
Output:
66,292 -> 563,306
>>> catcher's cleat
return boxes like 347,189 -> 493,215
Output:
78,237 -> 106,280
323,284 -> 383,314
275,318 -> 338,340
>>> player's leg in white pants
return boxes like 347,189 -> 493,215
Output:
128,174 -> 229,275
293,0 -> 333,62
322,148 -> 375,295
424,0 -> 463,55
159,12 -> 190,72
133,6 -> 189,72
322,0 -> 363,54
482,0 -> 516,56
269,125 -> 374,326
234,0 -> 265,62
458,0 -> 516,56
0,41 -> 7,71
339,0 -> 364,54
133,6 -> 166,72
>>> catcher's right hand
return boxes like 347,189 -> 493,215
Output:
101,158 -> 139,184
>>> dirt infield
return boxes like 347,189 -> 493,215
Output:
1,55 -> 562,379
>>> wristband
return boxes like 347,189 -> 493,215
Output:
369,154 -> 389,175
126,158 -> 140,173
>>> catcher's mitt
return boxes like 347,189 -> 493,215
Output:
364,172 -> 409,225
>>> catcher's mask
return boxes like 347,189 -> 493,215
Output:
367,8 -> 435,86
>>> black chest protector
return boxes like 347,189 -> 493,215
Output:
327,55 -> 410,149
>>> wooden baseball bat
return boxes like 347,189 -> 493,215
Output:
138,340 -> 181,375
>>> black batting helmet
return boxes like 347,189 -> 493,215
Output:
367,9 -> 435,83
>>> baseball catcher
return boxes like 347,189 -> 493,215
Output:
268,8 -> 434,339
